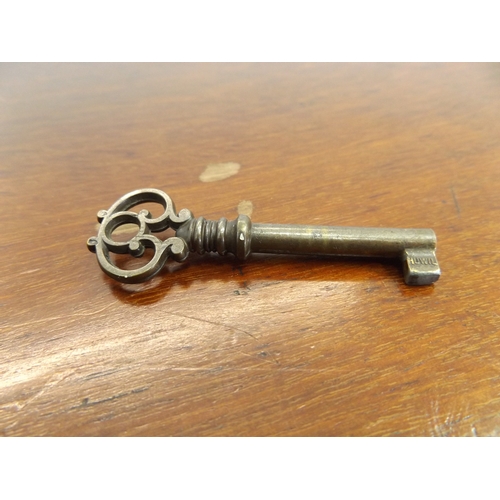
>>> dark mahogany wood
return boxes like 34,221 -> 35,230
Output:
1,63 -> 499,436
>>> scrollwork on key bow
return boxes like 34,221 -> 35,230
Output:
87,188 -> 193,283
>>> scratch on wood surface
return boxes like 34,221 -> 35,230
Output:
0,301 -> 116,330
234,348 -> 280,366
428,399 -> 473,436
166,366 -> 332,373
450,185 -> 461,216
71,386 -> 149,410
1,307 -> 259,391
19,268 -> 41,275
83,368 -> 120,381
22,371 -> 73,408
165,310 -> 258,341
2,331 -> 129,389
1,370 -> 73,431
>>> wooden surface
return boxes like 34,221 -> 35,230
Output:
1,63 -> 499,436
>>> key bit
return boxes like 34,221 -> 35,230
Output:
87,188 -> 441,286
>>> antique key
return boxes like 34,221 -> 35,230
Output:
87,188 -> 440,286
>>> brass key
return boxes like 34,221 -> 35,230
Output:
87,188 -> 440,286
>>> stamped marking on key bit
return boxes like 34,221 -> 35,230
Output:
87,188 -> 441,286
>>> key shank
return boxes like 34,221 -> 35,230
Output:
251,223 -> 440,286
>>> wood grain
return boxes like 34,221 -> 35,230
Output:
1,63 -> 499,436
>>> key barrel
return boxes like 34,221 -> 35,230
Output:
250,223 -> 440,285
251,224 -> 435,257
